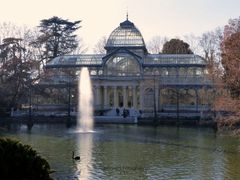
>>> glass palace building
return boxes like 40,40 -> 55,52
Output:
40,18 -> 212,118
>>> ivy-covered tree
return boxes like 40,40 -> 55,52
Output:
162,38 -> 193,54
33,16 -> 81,63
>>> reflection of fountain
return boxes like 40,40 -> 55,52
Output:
74,67 -> 94,179
76,133 -> 93,180
77,67 -> 93,132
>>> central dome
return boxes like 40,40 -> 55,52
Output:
105,19 -> 146,48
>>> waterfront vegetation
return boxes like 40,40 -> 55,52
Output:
0,138 -> 53,180
213,30 -> 240,134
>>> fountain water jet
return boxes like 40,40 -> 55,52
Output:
77,67 -> 93,132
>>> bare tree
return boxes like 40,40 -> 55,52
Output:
0,23 -> 34,51
147,36 -> 168,54
199,28 -> 223,65
0,22 -> 19,42
183,34 -> 201,54
224,16 -> 240,40
198,28 -> 224,116
0,23 -> 45,74
93,36 -> 107,54
0,37 -> 37,109
71,37 -> 88,54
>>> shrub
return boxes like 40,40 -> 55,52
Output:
0,138 -> 53,180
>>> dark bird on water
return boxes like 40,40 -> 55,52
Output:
72,151 -> 80,160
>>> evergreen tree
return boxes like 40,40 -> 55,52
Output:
162,38 -> 193,54
34,16 -> 81,62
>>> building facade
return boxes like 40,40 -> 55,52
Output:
40,18 -> 212,117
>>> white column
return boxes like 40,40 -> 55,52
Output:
113,86 -> 118,107
133,85 -> 137,109
104,86 -> 108,108
123,86 -> 127,108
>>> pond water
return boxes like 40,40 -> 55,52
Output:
1,124 -> 240,179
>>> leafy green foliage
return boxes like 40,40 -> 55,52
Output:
0,138 -> 53,180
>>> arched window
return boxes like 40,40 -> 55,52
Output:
196,67 -> 203,75
104,55 -> 140,76
152,68 -> 160,75
144,67 -> 151,75
168,68 -> 177,76
161,68 -> 168,76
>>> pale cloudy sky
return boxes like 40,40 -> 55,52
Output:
0,0 -> 240,52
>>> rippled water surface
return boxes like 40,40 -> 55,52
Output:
1,124 -> 240,179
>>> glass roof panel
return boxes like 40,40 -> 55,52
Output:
47,54 -> 206,68
144,54 -> 206,65
106,20 -> 146,48
47,54 -> 105,67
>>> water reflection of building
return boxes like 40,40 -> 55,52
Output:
34,17 -> 213,118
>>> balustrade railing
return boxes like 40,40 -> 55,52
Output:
37,74 -> 212,86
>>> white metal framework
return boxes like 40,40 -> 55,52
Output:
39,18 -> 213,118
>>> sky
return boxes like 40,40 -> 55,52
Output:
0,0 -> 240,52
